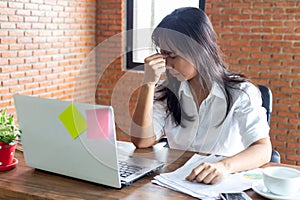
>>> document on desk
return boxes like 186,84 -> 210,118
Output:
152,154 -> 263,199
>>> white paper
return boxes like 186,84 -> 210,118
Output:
152,154 -> 263,199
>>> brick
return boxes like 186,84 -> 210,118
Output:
8,15 -> 24,22
18,50 -> 33,57
263,21 -> 283,27
24,3 -> 38,10
250,41 -> 270,46
282,61 -> 300,67
33,75 -> 46,82
25,70 -> 39,77
16,9 -> 31,16
32,63 -> 46,69
277,99 -> 299,106
38,4 -> 52,11
260,60 -> 281,66
0,44 -> 9,51
261,47 -> 281,53
272,54 -> 292,60
32,88 -> 47,94
284,35 -> 300,40
230,15 -> 250,20
283,47 -> 300,53
0,23 -> 16,29
241,21 -> 261,27
271,41 -> 293,47
0,29 -> 8,36
286,8 -> 300,14
39,17 -> 51,23
0,58 -> 8,65
1,51 -> 18,58
0,1 -> 8,8
24,44 -> 39,50
9,58 -> 24,65
31,0 -> 44,4
240,59 -> 259,65
264,8 -> 285,15
231,27 -> 250,33
17,65 -> 32,71
252,15 -> 272,20
258,73 -> 280,80
287,143 -> 300,149
262,35 -> 282,40
275,2 -> 296,7
16,23 -> 31,29
251,27 -> 272,33
251,53 -> 270,59
9,44 -> 24,50
8,2 -> 24,9
273,27 -> 294,34
9,85 -> 25,93
25,16 -> 39,22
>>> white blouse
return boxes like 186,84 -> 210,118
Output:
152,81 -> 270,157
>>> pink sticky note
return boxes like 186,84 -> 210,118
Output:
86,108 -> 111,139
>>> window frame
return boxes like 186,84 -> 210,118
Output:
125,0 -> 206,70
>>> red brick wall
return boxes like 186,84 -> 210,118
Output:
0,0 -> 97,114
205,0 -> 300,165
95,0 -> 300,165
95,0 -> 143,141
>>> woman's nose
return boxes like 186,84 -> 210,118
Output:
165,57 -> 173,68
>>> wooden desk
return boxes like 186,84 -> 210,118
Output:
1,141 -> 299,199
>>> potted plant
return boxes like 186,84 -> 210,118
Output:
0,109 -> 21,171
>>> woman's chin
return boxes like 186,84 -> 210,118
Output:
168,72 -> 185,82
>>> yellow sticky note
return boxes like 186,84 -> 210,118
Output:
59,104 -> 87,139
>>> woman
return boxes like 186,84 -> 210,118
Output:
130,7 -> 272,184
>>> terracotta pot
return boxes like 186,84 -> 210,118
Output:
0,141 -> 17,166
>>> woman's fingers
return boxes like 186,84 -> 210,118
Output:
186,162 -> 215,183
143,54 -> 166,85
185,162 -> 229,184
144,53 -> 165,64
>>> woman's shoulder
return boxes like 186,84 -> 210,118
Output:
231,81 -> 261,104
237,81 -> 259,94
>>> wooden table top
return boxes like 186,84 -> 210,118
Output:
1,141 -> 299,200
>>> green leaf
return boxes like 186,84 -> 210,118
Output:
0,109 -> 21,144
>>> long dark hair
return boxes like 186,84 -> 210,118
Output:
152,7 -> 248,126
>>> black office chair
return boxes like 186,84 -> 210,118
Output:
159,84 -> 281,163
258,84 -> 280,163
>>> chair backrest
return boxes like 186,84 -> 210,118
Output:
257,84 -> 280,163
258,84 -> 272,125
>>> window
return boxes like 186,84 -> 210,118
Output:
126,0 -> 206,70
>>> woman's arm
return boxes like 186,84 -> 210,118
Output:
130,54 -> 166,148
131,83 -> 157,148
186,137 -> 272,184
220,137 -> 272,173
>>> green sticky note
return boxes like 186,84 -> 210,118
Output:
243,173 -> 263,180
59,104 -> 87,139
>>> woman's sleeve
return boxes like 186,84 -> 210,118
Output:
234,84 -> 270,148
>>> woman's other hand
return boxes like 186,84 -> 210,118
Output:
143,54 -> 166,85
185,161 -> 229,184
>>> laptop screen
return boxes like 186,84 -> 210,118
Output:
14,94 -> 122,188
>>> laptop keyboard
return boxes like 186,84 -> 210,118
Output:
118,161 -> 142,178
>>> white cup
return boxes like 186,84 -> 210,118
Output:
263,166 -> 300,196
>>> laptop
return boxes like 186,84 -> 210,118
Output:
14,94 -> 164,188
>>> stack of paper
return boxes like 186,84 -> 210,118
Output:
152,154 -> 263,199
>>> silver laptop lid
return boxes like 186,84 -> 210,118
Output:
14,94 -> 122,188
